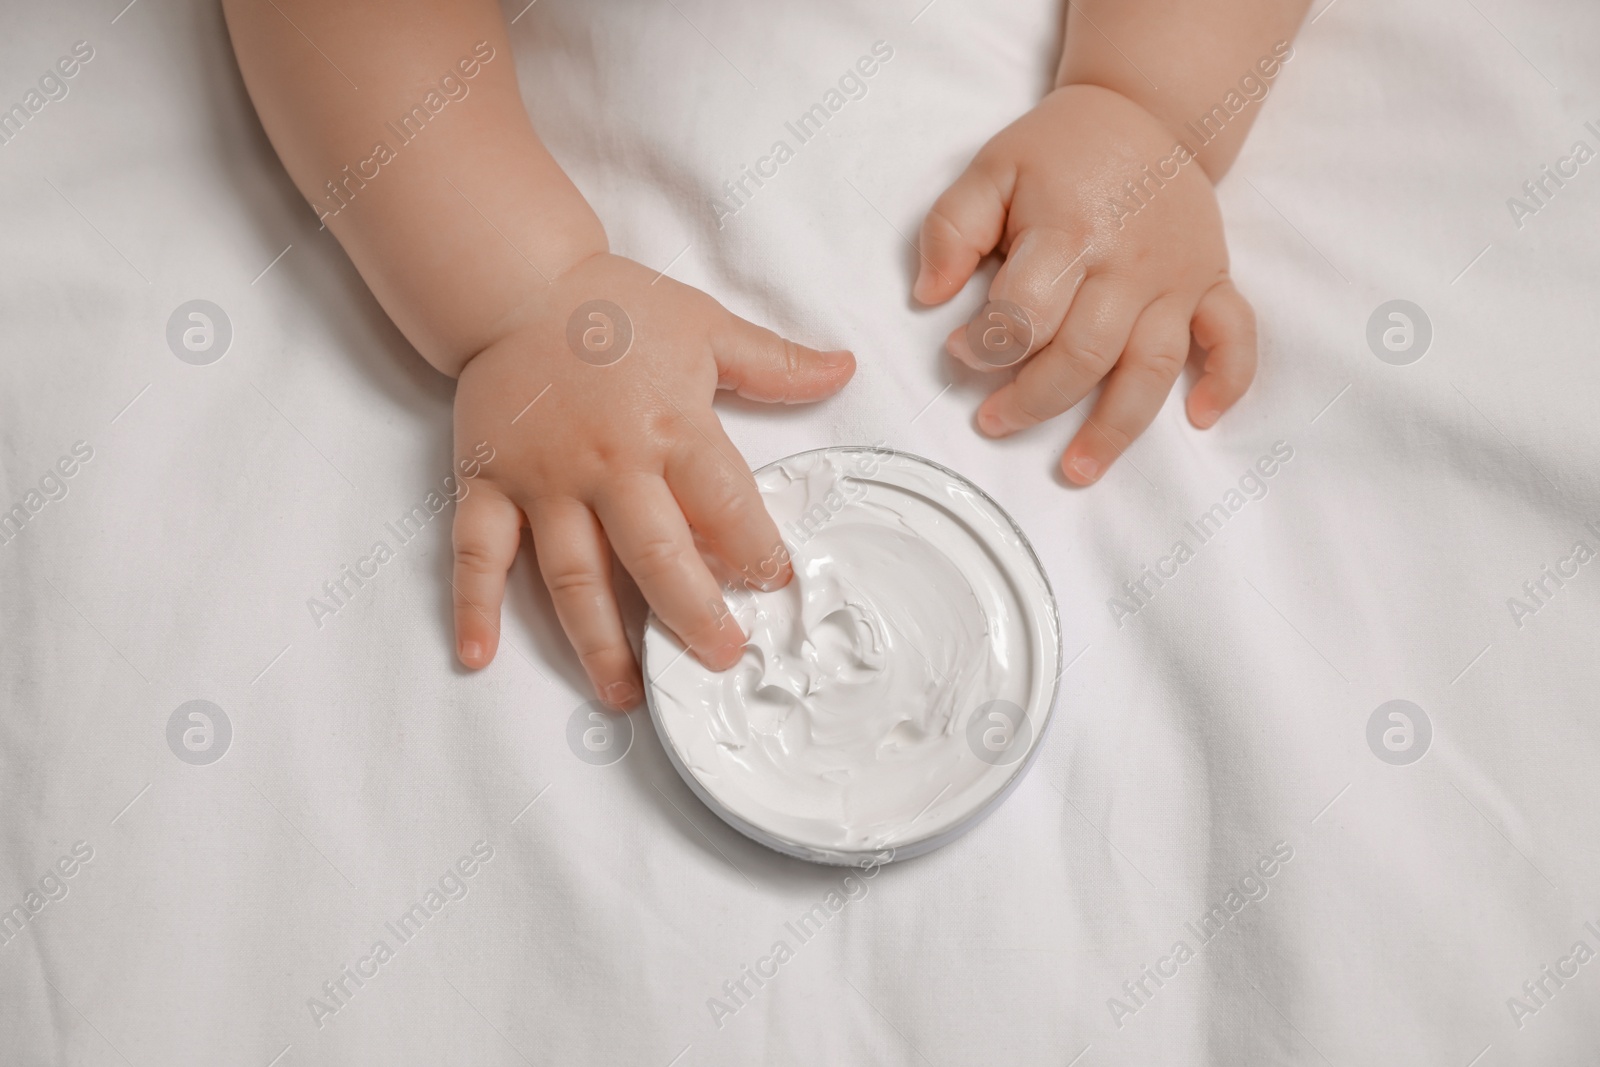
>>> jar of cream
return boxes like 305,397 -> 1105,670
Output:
643,447 -> 1061,866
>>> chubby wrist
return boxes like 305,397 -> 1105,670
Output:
1049,79 -> 1233,184
1046,81 -> 1173,141
456,218 -> 609,368
1054,39 -> 1296,181
405,185 -> 609,379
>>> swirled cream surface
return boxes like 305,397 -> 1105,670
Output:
644,448 -> 1060,860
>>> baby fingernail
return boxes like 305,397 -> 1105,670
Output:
460,640 -> 484,665
1194,406 -> 1220,429
1067,455 -> 1100,483
603,681 -> 638,709
948,331 -> 974,362
821,349 -> 853,368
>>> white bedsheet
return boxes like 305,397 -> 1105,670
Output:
5,0 -> 1600,1063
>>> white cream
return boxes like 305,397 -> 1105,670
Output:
644,448 -> 1060,863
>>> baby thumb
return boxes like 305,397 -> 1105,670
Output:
711,316 -> 855,404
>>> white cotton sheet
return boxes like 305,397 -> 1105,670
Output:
4,0 -> 1600,1063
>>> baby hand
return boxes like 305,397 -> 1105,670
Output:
915,84 -> 1257,484
451,252 -> 854,708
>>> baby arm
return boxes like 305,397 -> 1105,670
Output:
223,0 -> 854,707
916,0 -> 1310,483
